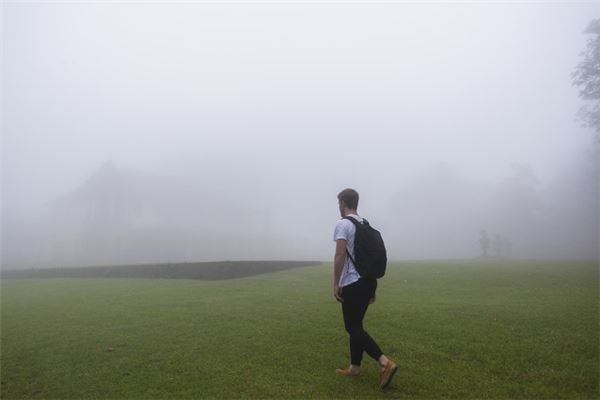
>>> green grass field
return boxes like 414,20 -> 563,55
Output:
1,261 -> 598,399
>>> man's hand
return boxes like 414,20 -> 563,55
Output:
369,294 -> 376,304
334,284 -> 344,302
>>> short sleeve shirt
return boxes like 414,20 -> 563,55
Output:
333,214 -> 363,287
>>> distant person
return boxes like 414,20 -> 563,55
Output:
332,188 -> 398,389
494,234 -> 503,259
480,229 -> 490,258
503,236 -> 513,258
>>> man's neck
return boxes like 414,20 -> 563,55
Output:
343,209 -> 358,217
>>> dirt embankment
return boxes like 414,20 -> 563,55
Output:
1,261 -> 321,280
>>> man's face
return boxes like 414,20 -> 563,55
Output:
338,200 -> 344,217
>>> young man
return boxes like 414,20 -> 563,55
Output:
333,188 -> 398,389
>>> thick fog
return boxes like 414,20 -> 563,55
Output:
2,2 -> 598,269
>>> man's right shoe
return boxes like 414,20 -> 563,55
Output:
379,360 -> 398,389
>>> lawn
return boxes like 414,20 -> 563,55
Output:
1,260 -> 598,399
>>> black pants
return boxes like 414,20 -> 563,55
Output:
341,278 -> 383,366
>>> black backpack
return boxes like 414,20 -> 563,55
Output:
343,216 -> 387,279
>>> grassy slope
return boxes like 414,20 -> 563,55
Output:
1,261 -> 598,399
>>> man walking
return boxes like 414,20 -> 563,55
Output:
333,188 -> 398,389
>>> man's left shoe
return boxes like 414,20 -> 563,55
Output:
379,360 -> 398,389
336,368 -> 360,377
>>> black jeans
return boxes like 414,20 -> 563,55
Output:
341,278 -> 383,366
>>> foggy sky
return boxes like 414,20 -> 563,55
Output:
2,2 -> 599,267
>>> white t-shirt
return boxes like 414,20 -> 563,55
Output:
333,214 -> 363,287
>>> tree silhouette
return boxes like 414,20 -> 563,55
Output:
572,19 -> 600,142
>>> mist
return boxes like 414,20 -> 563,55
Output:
2,2 -> 598,269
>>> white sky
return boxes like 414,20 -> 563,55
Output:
3,1 -> 599,212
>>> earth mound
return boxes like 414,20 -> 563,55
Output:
1,261 -> 321,280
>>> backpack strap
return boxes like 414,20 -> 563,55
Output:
346,249 -> 356,266
342,216 -> 361,266
343,216 -> 369,226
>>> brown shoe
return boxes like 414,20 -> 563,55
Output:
379,360 -> 398,389
336,368 -> 360,377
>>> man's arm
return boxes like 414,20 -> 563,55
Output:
333,239 -> 347,302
